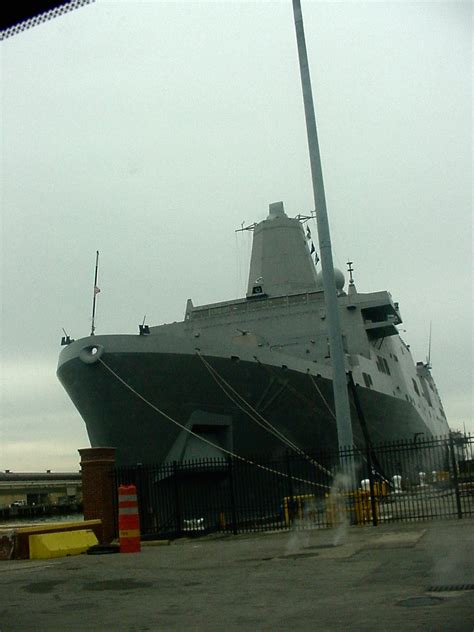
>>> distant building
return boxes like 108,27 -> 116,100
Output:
0,471 -> 82,508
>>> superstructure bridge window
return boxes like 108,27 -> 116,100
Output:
362,373 -> 373,388
376,355 -> 391,375
412,378 -> 420,396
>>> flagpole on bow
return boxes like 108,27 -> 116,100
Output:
90,250 -> 100,336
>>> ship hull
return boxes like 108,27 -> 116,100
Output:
57,346 -> 437,467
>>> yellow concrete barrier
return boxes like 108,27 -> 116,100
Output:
4,519 -> 102,560
16,520 -> 101,536
29,529 -> 98,560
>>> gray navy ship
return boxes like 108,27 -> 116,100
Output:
57,199 -> 450,466
57,1 -> 450,467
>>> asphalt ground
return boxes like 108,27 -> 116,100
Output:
0,518 -> 473,631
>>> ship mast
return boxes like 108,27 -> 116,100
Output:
90,250 -> 100,336
292,1 -> 354,453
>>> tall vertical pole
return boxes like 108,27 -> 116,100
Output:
91,250 -> 99,336
292,1 -> 354,453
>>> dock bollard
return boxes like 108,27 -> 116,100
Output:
118,485 -> 141,553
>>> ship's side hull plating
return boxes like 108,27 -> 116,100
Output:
58,348 -> 435,466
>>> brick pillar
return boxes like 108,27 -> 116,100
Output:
79,447 -> 116,544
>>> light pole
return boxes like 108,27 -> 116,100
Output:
291,1 -> 354,478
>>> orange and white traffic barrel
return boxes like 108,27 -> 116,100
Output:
118,484 -> 141,553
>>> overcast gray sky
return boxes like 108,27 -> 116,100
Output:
1,0 -> 472,472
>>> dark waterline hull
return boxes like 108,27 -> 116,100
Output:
57,351 -> 434,467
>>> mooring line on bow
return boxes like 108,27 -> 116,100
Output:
307,371 -> 389,479
98,357 -> 331,491
307,372 -> 337,421
197,351 -> 333,478
252,357 -> 382,477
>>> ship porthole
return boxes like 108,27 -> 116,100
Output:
80,344 -> 104,364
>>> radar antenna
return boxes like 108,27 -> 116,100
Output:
347,261 -> 355,286
426,321 -> 433,369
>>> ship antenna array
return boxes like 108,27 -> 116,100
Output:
235,211 -> 316,233
294,210 -> 317,223
235,221 -> 257,233
292,1 -> 354,462
347,261 -> 355,286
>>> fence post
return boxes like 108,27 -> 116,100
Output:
173,461 -> 182,537
135,463 -> 146,535
286,451 -> 295,525
227,456 -> 238,535
448,434 -> 463,519
366,447 -> 378,527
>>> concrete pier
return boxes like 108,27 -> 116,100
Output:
0,519 -> 472,631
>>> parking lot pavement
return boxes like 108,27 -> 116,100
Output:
0,519 -> 473,631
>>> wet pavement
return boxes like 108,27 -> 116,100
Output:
0,518 -> 473,631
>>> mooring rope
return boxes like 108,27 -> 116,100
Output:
307,371 -> 390,480
308,372 -> 337,421
197,351 -> 333,477
248,354 -> 379,478
249,357 -> 390,484
98,357 -> 331,491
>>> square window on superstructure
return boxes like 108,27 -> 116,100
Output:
362,372 -> 373,388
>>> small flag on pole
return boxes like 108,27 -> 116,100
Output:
94,286 -> 101,295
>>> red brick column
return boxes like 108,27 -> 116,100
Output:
79,447 -> 117,544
